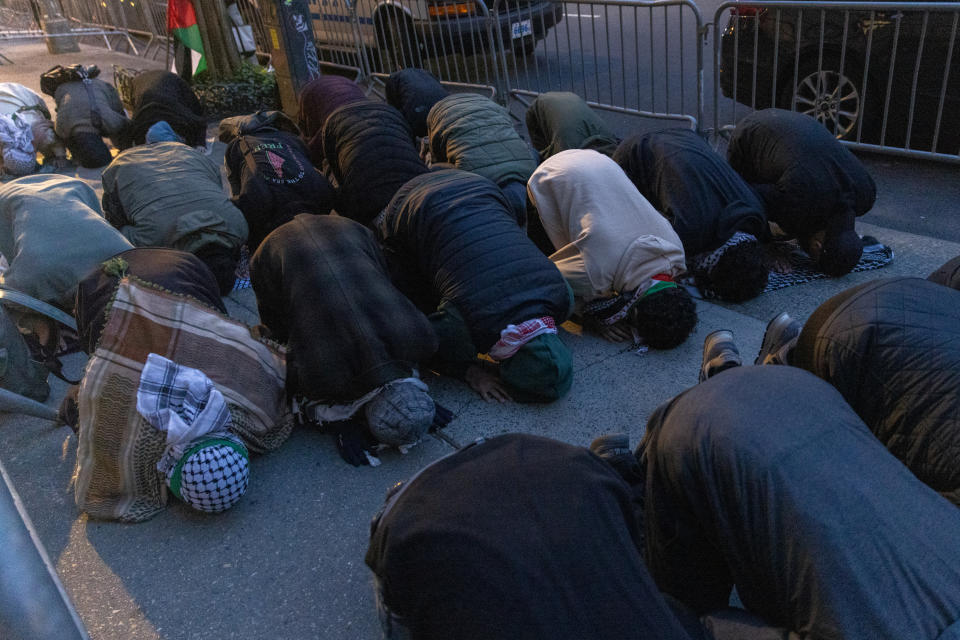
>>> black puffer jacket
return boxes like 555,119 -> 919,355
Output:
220,110 -> 334,251
385,68 -> 448,139
379,169 -> 571,351
727,108 -> 875,241
613,128 -> 768,255
322,102 -> 428,226
792,277 -> 960,506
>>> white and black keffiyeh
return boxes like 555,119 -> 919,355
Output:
166,438 -> 249,513
689,231 -> 757,278
137,353 -> 250,513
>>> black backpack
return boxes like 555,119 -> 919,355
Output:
39,64 -> 100,97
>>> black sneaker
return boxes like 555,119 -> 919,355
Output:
699,330 -> 742,383
590,433 -> 640,479
755,312 -> 802,366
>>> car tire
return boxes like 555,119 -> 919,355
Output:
514,37 -> 537,57
375,13 -> 423,72
779,56 -> 878,142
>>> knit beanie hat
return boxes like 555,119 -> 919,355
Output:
146,120 -> 185,144
364,380 -> 435,447
166,437 -> 250,513
818,213 -> 862,277
499,333 -> 572,402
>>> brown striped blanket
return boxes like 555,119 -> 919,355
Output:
74,277 -> 290,522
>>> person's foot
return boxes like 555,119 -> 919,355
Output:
699,330 -> 742,382
755,312 -> 802,366
590,433 -> 641,482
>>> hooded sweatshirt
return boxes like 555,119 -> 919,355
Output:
527,149 -> 686,301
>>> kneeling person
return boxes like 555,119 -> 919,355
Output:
251,215 -> 440,463
527,149 -> 696,348
101,141 -> 248,294
379,169 -> 574,403
220,110 -> 335,251
614,128 -> 769,301
727,109 -> 875,276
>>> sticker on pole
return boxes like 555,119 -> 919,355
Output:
511,19 -> 532,38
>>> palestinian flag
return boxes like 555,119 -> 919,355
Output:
167,0 -> 206,74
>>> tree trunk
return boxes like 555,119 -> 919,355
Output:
193,0 -> 241,79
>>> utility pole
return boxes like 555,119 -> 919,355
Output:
32,0 -> 80,54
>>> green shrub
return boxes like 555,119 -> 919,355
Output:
192,63 -> 280,118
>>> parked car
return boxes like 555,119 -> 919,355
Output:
309,0 -> 563,70
719,3 -> 960,155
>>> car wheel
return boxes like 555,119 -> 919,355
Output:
780,59 -> 874,141
514,37 -> 537,57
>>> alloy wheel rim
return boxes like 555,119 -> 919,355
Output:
794,70 -> 861,139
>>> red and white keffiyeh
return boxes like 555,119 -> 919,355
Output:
488,317 -> 557,361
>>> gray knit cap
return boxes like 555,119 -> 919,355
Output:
364,381 -> 435,447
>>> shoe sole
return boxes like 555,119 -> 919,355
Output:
700,330 -> 737,382
755,312 -> 797,366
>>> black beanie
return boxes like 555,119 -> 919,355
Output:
818,213 -> 863,277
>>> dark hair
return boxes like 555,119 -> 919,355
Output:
67,133 -> 112,168
628,286 -> 697,349
705,241 -> 769,302
195,244 -> 239,296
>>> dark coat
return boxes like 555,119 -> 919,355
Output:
378,169 -> 571,351
297,76 -> 368,164
525,91 -> 619,160
613,128 -> 768,255
427,93 -> 536,187
124,70 -> 206,148
366,434 -> 697,640
250,214 -> 437,402
726,109 -> 875,241
929,255 -> 960,290
220,111 -> 335,251
385,68 -> 448,138
75,248 -> 226,354
642,365 -> 960,639
792,277 -> 960,506
323,102 -> 428,226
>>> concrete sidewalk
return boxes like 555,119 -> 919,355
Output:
1,41 -> 959,640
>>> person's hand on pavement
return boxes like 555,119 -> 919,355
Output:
465,362 -> 513,403
599,320 -> 633,342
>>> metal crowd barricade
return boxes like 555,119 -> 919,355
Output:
308,0 -> 506,94
712,0 -> 960,162
491,0 -> 704,128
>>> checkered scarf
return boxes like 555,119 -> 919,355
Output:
136,353 -> 249,513
582,274 -> 677,326
136,353 -> 235,475
165,437 -> 249,513
689,231 -> 757,278
488,317 -> 557,361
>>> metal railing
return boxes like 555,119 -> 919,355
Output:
493,0 -> 703,127
712,0 -> 960,162
300,0 -> 704,129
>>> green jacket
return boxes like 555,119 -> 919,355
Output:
427,94 -> 535,186
101,142 -> 248,254
525,91 -> 619,161
0,174 -> 132,309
